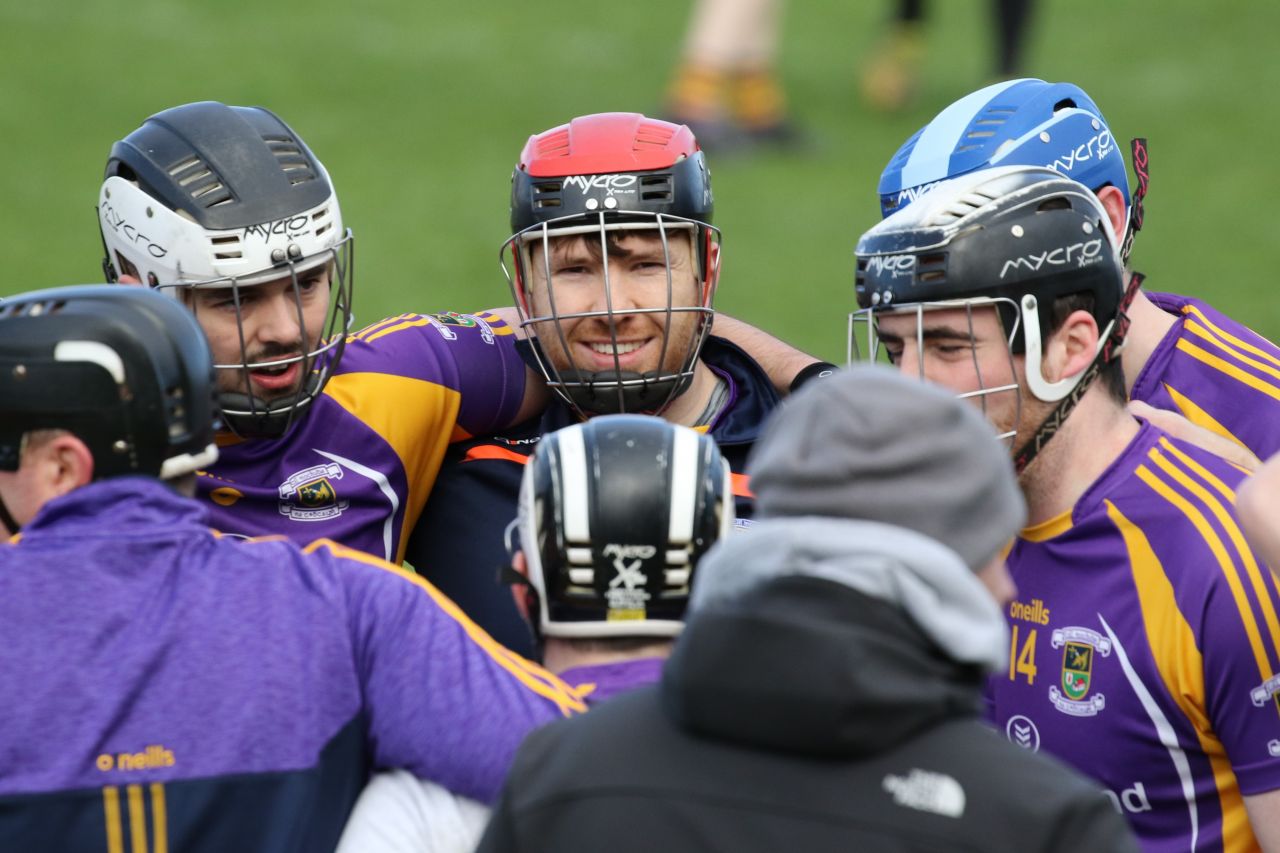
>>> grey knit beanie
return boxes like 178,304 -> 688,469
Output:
748,365 -> 1026,572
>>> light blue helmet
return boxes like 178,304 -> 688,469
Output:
878,79 -> 1130,219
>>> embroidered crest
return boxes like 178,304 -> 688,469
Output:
1048,627 -> 1110,716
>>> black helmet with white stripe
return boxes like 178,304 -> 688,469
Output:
0,285 -> 218,481
515,414 -> 734,639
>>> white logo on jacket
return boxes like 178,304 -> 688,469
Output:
882,769 -> 966,818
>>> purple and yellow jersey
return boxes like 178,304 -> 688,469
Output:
559,658 -> 665,706
201,311 -> 526,563
1132,292 -> 1280,460
0,478 -> 583,853
991,421 -> 1280,851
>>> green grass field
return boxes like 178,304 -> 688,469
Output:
2,1 -> 1277,363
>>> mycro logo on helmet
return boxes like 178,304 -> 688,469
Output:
603,543 -> 653,618
562,174 -> 639,196
243,216 -> 313,243
1045,131 -> 1116,175
100,202 -> 168,259
895,180 -> 945,208
866,255 -> 916,279
1000,239 -> 1103,279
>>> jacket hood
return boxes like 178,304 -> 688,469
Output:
663,518 -> 1008,757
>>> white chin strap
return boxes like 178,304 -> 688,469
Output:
1020,293 -> 1116,403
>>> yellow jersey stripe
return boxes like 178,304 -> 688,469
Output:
103,787 -> 124,853
1105,500 -> 1211,731
473,313 -> 516,336
322,372 -> 460,565
1176,339 -> 1280,403
303,539 -> 586,715
150,784 -> 168,853
1186,320 -> 1280,386
1137,463 -> 1273,680
1151,448 -> 1280,679
1185,305 -> 1280,372
364,316 -> 440,345
349,314 -> 415,343
127,784 -> 147,853
1156,437 -> 1238,506
1108,501 -> 1255,852
1162,383 -> 1251,451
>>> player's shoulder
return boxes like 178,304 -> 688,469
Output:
337,311 -> 515,371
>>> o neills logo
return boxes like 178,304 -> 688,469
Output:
1009,598 -> 1050,625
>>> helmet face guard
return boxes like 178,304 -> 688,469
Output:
502,113 -> 718,417
169,235 -> 354,439
502,211 -> 719,416
851,297 -> 1024,444
99,102 -> 356,438
510,415 -> 734,641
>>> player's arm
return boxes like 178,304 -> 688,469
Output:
1246,789 -> 1280,853
483,306 -> 548,423
1238,453 -> 1280,567
325,541 -> 585,803
712,314 -> 834,394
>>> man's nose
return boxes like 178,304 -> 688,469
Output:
254,291 -> 304,347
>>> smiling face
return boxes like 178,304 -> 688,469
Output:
184,265 -> 331,403
524,229 -> 707,383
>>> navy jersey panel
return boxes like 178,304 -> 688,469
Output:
406,336 -> 778,658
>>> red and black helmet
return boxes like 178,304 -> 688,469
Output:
502,113 -> 721,416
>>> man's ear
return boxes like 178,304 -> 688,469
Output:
1043,310 -> 1101,383
1096,185 -> 1127,243
42,435 -> 95,496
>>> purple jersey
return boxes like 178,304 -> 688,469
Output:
559,658 -> 665,706
0,478 -> 583,852
1133,292 -> 1280,460
200,312 -> 526,563
992,422 -> 1280,851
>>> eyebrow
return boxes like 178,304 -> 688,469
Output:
876,324 -> 977,345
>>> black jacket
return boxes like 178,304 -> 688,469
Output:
478,570 -> 1137,852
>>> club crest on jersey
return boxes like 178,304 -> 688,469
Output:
1049,627 -> 1110,717
278,462 -> 349,521
428,312 -> 496,345
1250,673 -> 1280,713
602,543 -> 654,620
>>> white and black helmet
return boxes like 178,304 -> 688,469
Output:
99,101 -> 355,438
513,415 -> 734,640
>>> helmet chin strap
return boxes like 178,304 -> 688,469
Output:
1012,272 -> 1144,474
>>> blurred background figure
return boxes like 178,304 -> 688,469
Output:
860,0 -> 1036,111
663,0 -> 799,150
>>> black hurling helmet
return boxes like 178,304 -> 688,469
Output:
99,101 -> 354,438
854,165 -> 1124,389
501,112 -> 719,417
0,285 -> 219,482
852,165 -> 1129,468
514,415 -> 734,640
